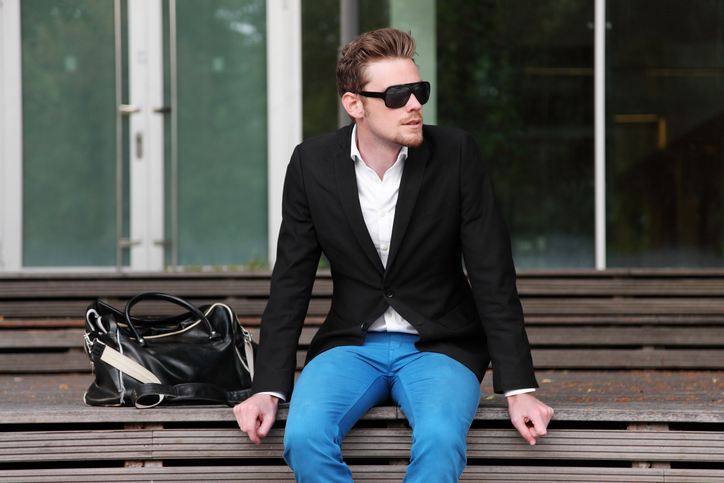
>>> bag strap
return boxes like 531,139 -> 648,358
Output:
132,383 -> 252,409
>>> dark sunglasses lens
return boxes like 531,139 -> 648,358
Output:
384,83 -> 430,108
385,86 -> 412,108
412,82 -> 430,105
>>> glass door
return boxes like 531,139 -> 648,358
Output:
21,0 -> 123,268
19,0 -> 268,270
170,0 -> 268,269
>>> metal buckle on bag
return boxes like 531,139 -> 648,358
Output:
83,332 -> 94,350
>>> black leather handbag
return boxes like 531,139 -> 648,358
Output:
83,292 -> 256,408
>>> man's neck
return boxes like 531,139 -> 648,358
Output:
355,125 -> 402,180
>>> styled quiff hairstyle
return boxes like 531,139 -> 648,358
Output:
336,28 -> 417,98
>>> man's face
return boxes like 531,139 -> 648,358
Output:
358,58 -> 424,149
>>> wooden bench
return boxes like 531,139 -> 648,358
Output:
2,270 -> 724,481
4,269 -> 724,374
1,402 -> 724,482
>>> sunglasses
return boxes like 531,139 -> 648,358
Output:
358,81 -> 431,109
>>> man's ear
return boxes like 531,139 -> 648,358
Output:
341,92 -> 364,120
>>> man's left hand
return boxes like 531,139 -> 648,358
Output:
507,392 -> 554,445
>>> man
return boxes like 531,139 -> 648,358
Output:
234,28 -> 553,482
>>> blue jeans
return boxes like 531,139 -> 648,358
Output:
283,332 -> 481,483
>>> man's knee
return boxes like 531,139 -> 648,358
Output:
284,413 -> 341,455
411,420 -> 468,456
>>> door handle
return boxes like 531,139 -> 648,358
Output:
135,132 -> 143,159
119,104 -> 140,114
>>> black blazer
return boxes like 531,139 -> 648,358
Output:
252,124 -> 538,396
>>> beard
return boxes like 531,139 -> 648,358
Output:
361,101 -> 424,148
396,131 -> 424,148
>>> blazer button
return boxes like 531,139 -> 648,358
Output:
361,323 -> 369,331
385,290 -> 394,298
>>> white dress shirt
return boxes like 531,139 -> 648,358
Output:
350,125 -> 416,334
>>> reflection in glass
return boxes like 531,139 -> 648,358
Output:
438,0 -> 595,267
607,0 -> 724,267
301,0 -> 389,140
175,0 -> 268,266
21,1 -> 117,266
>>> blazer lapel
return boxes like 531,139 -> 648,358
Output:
334,128 -> 385,274
387,139 -> 429,270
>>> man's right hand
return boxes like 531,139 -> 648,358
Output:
233,393 -> 280,445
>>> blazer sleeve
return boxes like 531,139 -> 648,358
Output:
458,131 -> 538,394
251,146 -> 322,396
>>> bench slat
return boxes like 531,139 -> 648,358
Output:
0,353 -> 90,373
7,326 -> 724,351
6,427 -> 720,463
3,347 -> 722,374
7,465 -> 724,483
531,349 -> 724,369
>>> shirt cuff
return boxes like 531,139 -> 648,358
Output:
504,388 -> 536,398
257,391 -> 287,402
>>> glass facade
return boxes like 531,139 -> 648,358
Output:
174,0 -> 268,267
8,1 -> 724,270
437,1 -> 596,268
21,1 -> 118,266
18,0 -> 267,269
606,0 -> 724,267
301,0 -> 724,269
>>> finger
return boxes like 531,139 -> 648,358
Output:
257,413 -> 275,439
234,405 -> 263,445
527,416 -> 547,439
247,424 -> 262,446
512,418 -> 536,445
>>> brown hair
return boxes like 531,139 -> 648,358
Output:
336,28 -> 417,98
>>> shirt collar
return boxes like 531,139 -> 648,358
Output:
350,124 -> 408,164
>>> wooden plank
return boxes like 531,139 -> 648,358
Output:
7,427 -> 724,464
147,427 -> 724,462
0,353 -> 90,373
4,326 -> 724,355
16,295 -> 724,318
0,318 -> 85,329
9,325 -> 724,352
0,273 -> 332,299
0,329 -> 83,349
5,269 -> 724,298
663,469 -> 724,483
0,327 -> 316,350
0,430 -> 152,462
531,349 -> 724,369
526,326 -> 724,346
0,465 -> 683,483
521,298 -> 724,315
0,298 -> 331,318
525,315 -> 724,325
516,277 -> 724,296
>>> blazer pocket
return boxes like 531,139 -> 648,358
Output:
437,297 -> 479,330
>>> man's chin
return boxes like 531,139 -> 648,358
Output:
400,133 -> 424,148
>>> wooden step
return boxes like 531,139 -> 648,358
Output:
5,465 -> 724,483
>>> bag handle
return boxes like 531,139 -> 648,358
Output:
124,292 -> 220,346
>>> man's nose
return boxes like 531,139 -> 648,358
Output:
406,94 -> 423,110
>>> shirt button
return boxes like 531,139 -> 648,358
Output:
386,312 -> 392,318
380,211 -> 386,217
381,245 -> 388,251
